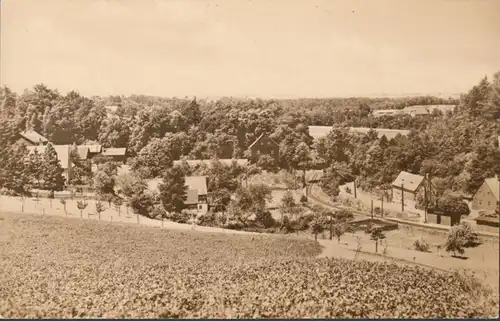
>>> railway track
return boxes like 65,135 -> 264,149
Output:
306,172 -> 499,240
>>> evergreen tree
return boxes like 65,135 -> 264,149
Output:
3,144 -> 31,194
158,166 -> 187,213
28,148 -> 43,189
41,143 -> 65,192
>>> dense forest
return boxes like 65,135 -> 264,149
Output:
0,72 -> 499,200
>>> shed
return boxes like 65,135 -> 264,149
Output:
391,171 -> 427,203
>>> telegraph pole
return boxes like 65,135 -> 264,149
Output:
424,173 -> 428,223
401,180 -> 405,212
353,180 -> 357,199
381,194 -> 384,217
371,199 -> 374,220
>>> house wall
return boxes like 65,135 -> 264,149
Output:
472,182 -> 498,212
427,213 -> 459,226
249,136 -> 279,163
391,187 -> 419,203
427,213 -> 438,224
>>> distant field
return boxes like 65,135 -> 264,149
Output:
0,212 -> 496,318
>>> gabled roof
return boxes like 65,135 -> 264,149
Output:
185,189 -> 199,205
392,171 -> 425,192
173,159 -> 248,167
406,105 -> 456,113
27,145 -> 71,169
81,145 -> 102,154
483,176 -> 499,202
349,127 -> 410,140
403,106 -> 430,116
247,133 -> 278,150
185,176 -> 208,195
308,126 -> 333,140
372,109 -> 403,115
307,126 -> 410,141
75,146 -> 89,160
19,130 -> 48,144
102,147 -> 127,156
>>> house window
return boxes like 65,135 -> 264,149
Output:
198,204 -> 202,210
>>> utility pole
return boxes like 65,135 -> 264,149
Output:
371,199 -> 374,220
329,213 -> 333,240
401,180 -> 405,212
381,195 -> 384,217
424,173 -> 428,223
354,180 -> 357,199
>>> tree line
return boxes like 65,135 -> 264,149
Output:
0,72 -> 499,217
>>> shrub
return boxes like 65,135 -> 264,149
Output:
254,210 -> 276,229
414,239 -> 430,252
166,210 -> 191,224
345,186 -> 352,194
197,211 -> 219,227
150,205 -> 166,220
445,222 -> 481,257
299,195 -> 308,203
129,191 -> 155,218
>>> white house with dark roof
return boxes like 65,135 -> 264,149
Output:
391,171 -> 429,203
472,176 -> 499,213
185,176 -> 208,213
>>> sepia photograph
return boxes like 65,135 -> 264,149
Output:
0,0 -> 499,318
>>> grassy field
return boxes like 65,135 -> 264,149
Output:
0,212 -> 497,318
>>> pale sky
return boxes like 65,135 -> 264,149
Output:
1,0 -> 499,98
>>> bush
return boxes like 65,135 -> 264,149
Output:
129,192 -> 155,218
166,210 -> 191,224
150,205 -> 166,220
299,195 -> 308,203
345,186 -> 352,194
445,222 -> 481,257
198,211 -> 219,227
414,239 -> 430,252
254,210 -> 277,228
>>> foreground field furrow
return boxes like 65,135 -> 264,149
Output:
0,212 -> 497,318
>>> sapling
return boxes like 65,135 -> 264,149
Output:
77,200 -> 88,219
60,198 -> 67,216
95,201 -> 105,220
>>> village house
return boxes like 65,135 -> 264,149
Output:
348,127 -> 410,140
15,130 -> 48,146
80,144 -> 103,158
371,105 -> 455,118
246,133 -> 279,164
307,126 -> 410,141
102,147 -> 128,163
391,171 -> 429,203
184,176 -> 208,214
402,106 -> 430,117
472,176 -> 499,213
372,109 -> 404,118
